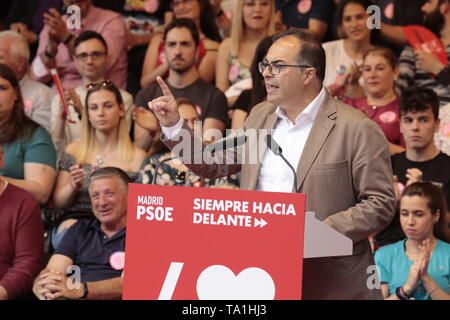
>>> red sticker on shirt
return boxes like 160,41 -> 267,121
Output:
298,0 -> 312,14
110,251 -> 125,270
379,111 -> 397,123
384,3 -> 394,20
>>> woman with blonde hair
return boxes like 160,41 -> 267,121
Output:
216,0 -> 276,106
50,81 -> 146,249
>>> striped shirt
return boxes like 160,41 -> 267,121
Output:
396,45 -> 450,107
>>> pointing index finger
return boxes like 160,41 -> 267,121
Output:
156,76 -> 173,99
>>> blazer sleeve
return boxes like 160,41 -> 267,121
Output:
162,122 -> 244,179
323,117 -> 396,243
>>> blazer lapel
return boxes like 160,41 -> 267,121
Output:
246,111 -> 279,190
296,94 -> 336,190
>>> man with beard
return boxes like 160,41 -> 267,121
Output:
134,18 -> 228,149
396,0 -> 450,108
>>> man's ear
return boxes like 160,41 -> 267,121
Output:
304,68 -> 317,85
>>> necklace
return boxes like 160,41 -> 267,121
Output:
96,155 -> 104,167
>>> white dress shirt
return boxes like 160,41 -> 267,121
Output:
256,87 -> 326,193
20,74 -> 54,132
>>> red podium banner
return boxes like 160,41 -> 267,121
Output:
123,184 -> 306,300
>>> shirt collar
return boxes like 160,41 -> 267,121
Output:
88,218 -> 126,239
19,74 -> 30,87
275,86 -> 326,124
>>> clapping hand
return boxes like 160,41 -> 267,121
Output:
405,168 -> 423,186
43,8 -> 71,44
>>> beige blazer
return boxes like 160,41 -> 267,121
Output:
165,92 -> 396,299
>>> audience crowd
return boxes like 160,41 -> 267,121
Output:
0,0 -> 449,300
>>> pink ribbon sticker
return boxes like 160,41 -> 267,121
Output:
195,104 -> 202,116
397,182 -> 405,195
24,99 -> 33,114
144,0 -> 159,13
298,0 -> 312,14
442,122 -> 450,137
384,2 -> 394,20
110,251 -> 126,270
228,64 -> 239,82
379,111 -> 397,123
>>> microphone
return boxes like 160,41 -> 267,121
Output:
204,135 -> 247,153
264,134 -> 298,193
151,135 -> 248,185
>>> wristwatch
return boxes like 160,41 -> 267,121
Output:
79,282 -> 88,299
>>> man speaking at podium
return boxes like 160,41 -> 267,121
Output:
148,30 -> 395,300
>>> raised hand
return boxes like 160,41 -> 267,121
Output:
132,105 -> 159,132
69,164 -> 85,191
148,77 -> 180,127
418,239 -> 432,279
43,8 -> 71,44
415,50 -> 446,75
405,168 -> 423,186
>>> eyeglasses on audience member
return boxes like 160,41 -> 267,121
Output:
75,51 -> 107,61
258,61 -> 312,75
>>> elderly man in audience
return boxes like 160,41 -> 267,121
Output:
0,30 -> 53,132
50,30 -> 133,151
376,87 -> 450,247
31,0 -> 128,89
135,18 -> 229,150
33,167 -> 128,300
0,143 -> 44,300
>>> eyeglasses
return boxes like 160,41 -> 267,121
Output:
171,0 -> 194,9
75,51 -> 106,61
258,61 -> 312,75
86,80 -> 114,90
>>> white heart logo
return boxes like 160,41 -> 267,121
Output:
196,265 -> 275,300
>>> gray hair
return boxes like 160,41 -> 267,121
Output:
0,30 -> 30,62
88,167 -> 130,192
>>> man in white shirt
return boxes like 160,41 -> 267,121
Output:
148,29 -> 395,299
0,30 -> 53,132
50,31 -> 133,150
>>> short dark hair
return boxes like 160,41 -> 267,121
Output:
164,18 -> 200,48
74,30 -> 108,53
271,29 -> 326,82
399,87 -> 440,120
334,0 -> 380,44
88,167 -> 130,192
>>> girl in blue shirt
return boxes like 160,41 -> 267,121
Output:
375,181 -> 450,300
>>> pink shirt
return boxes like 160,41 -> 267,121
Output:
343,96 -> 405,147
31,5 -> 128,89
